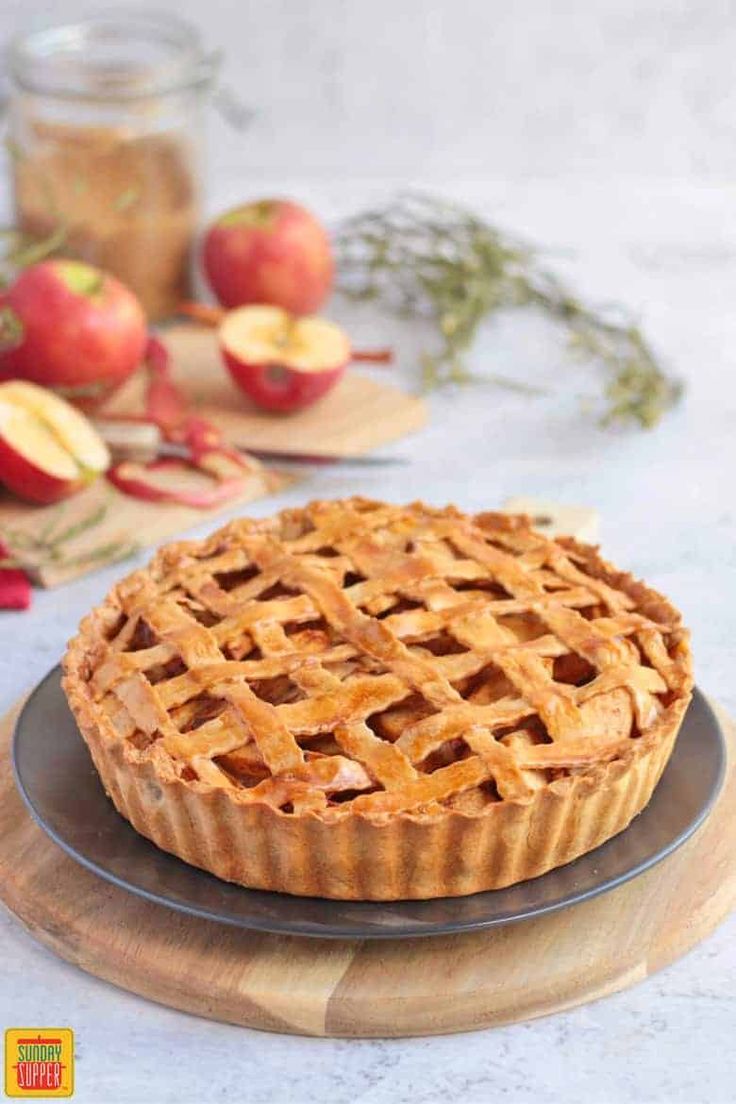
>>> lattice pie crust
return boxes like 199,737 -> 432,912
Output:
63,498 -> 693,899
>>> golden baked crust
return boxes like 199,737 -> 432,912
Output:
62,497 -> 693,899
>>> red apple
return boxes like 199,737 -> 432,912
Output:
203,199 -> 334,315
0,259 -> 147,409
0,380 -> 110,503
220,306 -> 350,413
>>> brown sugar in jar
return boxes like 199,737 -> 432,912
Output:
8,14 -> 216,320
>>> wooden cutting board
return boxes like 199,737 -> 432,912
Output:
0,695 -> 733,1038
105,324 -> 428,457
0,464 -> 286,588
0,325 -> 426,587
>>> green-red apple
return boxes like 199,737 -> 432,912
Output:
0,260 -> 147,408
203,199 -> 334,315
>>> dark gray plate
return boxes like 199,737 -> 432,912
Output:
12,667 -> 726,939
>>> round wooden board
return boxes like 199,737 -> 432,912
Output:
1,696 -> 735,1038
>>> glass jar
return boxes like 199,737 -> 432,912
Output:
7,12 -> 217,319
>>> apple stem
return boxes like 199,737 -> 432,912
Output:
351,347 -> 394,365
177,300 -> 225,327
144,335 -> 189,433
0,568 -> 32,609
177,301 -> 394,368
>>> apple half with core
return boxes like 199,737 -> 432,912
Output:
220,306 -> 351,413
203,199 -> 334,315
0,380 -> 110,504
0,259 -> 147,408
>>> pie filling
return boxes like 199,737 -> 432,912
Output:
71,498 -> 691,821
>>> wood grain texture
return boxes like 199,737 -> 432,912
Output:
105,324 -> 428,458
0,697 -> 733,1038
0,464 -> 286,589
0,324 -> 426,587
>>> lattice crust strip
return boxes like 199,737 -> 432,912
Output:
88,499 -> 689,817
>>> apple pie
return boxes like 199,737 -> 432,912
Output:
63,497 -> 693,899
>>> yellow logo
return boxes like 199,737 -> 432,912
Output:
4,1029 -> 74,1098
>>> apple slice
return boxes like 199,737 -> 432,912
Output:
219,306 -> 351,413
0,380 -> 110,503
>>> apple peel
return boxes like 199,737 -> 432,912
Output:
106,335 -> 259,509
106,456 -> 252,509
0,540 -> 31,611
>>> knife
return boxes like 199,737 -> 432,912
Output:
94,420 -> 408,468
242,448 -> 407,467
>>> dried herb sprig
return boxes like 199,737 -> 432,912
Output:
0,139 -> 68,283
2,500 -> 138,577
0,137 -> 142,283
336,192 -> 682,427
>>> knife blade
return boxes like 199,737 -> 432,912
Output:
94,419 -> 408,467
244,448 -> 408,467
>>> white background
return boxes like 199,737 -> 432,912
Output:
4,0 -> 736,182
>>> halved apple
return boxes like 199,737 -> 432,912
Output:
219,306 -> 350,413
0,380 -> 110,503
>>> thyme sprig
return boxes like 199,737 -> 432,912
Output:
1,139 -> 68,282
336,192 -> 682,427
0,137 -> 142,282
2,500 -> 138,575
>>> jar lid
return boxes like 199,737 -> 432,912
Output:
9,11 -> 218,100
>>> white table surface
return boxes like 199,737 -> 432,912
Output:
1,178 -> 734,1103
